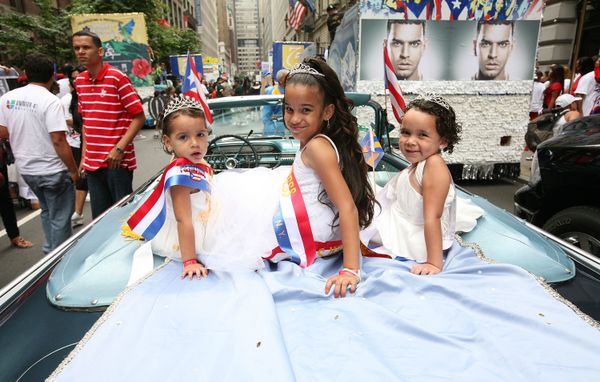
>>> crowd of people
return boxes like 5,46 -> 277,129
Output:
528,55 -> 600,144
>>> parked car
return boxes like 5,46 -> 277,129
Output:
1,95 -> 599,381
514,115 -> 600,258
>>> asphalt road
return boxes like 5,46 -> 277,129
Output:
0,131 -> 524,289
0,130 -> 170,289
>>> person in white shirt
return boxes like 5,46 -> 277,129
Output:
0,54 -> 79,253
552,94 -> 582,136
575,55 -> 600,116
530,71 -> 545,119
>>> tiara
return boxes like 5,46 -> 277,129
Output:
411,93 -> 452,111
288,63 -> 325,78
162,95 -> 204,120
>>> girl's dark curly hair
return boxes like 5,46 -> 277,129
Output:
406,98 -> 461,154
283,57 -> 376,228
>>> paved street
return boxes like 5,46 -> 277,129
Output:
0,132 -> 524,289
0,130 -> 170,289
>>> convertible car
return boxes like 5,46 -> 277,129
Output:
1,94 -> 599,381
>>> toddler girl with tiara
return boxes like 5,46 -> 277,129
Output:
363,95 -> 474,275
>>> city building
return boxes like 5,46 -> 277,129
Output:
163,0 -> 198,31
197,0 -> 219,58
217,0 -> 236,77
233,0 -> 261,77
259,0 -> 288,67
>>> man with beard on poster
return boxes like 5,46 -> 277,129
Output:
387,20 -> 426,81
472,21 -> 515,80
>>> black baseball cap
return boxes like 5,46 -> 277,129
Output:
327,4 -> 337,10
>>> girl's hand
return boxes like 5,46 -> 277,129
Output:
410,263 -> 441,276
325,273 -> 359,298
181,261 -> 208,280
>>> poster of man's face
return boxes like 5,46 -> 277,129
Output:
473,22 -> 514,80
359,19 -> 539,81
387,20 -> 426,81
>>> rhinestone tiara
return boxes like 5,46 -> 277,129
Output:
412,93 -> 452,111
162,95 -> 205,120
288,63 -> 325,78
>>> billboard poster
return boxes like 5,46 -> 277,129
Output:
327,3 -> 359,91
358,0 -> 542,82
272,42 -> 312,78
71,13 -> 153,87
202,56 -> 220,82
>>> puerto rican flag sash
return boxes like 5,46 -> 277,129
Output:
127,158 -> 212,240
267,167 -> 342,268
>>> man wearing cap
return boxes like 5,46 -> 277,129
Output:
552,94 -> 582,136
327,4 -> 344,43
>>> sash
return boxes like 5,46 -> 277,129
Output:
127,158 -> 212,240
266,167 -> 342,267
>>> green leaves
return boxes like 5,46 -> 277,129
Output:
1,0 -> 200,67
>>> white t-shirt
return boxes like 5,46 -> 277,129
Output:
0,84 -> 68,175
60,93 -> 81,148
530,81 -> 545,113
57,78 -> 71,98
575,71 -> 600,116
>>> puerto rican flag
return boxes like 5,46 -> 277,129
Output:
182,52 -> 213,125
440,0 -> 469,20
384,44 -> 407,124
127,158 -> 212,241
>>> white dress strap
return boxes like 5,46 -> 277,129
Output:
414,161 -> 426,186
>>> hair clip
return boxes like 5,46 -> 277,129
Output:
288,63 -> 325,78
411,93 -> 452,111
162,95 -> 204,120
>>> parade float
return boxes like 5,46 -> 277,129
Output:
328,0 -> 544,179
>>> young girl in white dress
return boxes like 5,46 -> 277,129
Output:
272,58 -> 377,297
363,96 -> 462,275
129,95 -> 213,279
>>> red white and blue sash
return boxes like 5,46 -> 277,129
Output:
266,167 -> 342,268
127,158 -> 212,240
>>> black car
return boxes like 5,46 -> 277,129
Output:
514,115 -> 600,257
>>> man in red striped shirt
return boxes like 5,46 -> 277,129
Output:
72,31 -> 145,218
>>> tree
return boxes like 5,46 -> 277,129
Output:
69,0 -> 200,63
0,0 -> 201,66
0,0 -> 72,66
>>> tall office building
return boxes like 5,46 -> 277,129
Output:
198,0 -> 219,58
233,0 -> 261,76
259,1 -> 287,63
217,0 -> 236,76
163,0 -> 198,31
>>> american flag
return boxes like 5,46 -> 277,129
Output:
182,52 -> 213,125
288,0 -> 307,30
383,44 -> 407,124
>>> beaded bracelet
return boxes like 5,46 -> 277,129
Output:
339,268 -> 361,282
183,259 -> 199,267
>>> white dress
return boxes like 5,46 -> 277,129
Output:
364,160 -> 456,263
162,134 -> 341,271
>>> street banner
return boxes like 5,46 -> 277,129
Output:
71,13 -> 153,87
272,42 -> 312,79
170,54 -> 203,79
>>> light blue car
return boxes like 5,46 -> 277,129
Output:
1,94 -> 599,381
